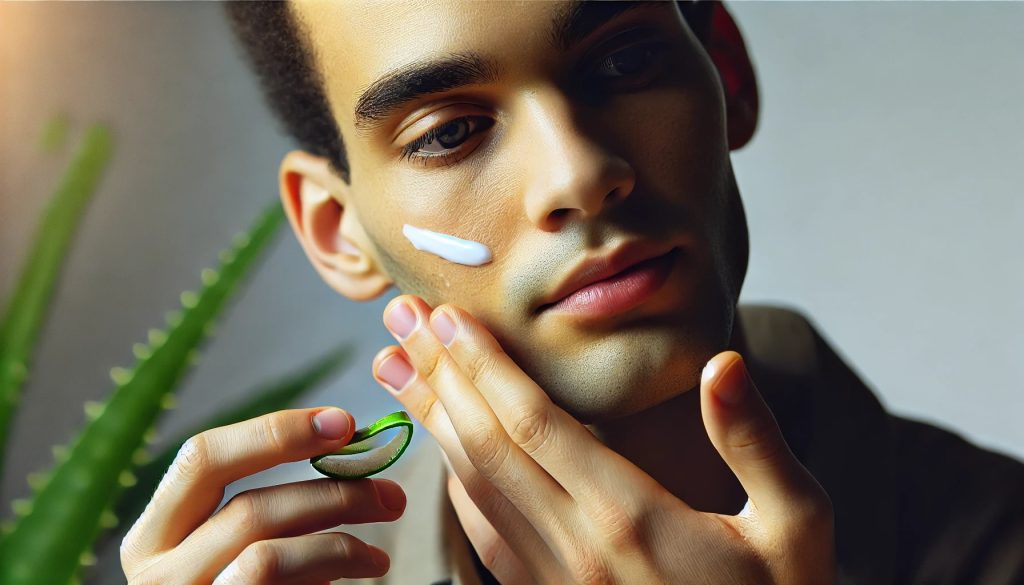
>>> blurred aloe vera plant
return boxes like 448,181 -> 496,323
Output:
0,121 -> 354,584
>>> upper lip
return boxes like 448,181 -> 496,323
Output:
536,240 -> 677,312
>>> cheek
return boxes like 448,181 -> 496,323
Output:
355,153 -> 524,294
371,146 -> 520,241
635,85 -> 726,189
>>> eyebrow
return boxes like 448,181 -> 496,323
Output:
352,0 -> 659,136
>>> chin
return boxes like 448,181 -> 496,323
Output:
510,310 -> 730,425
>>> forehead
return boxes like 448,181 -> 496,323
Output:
303,1 -> 551,68
291,0 -> 677,135
293,1 -> 561,116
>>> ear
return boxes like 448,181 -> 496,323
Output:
278,150 -> 393,301
705,2 -> 759,151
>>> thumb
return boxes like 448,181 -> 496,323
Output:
700,351 -> 828,523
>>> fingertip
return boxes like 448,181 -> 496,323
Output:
433,302 -> 462,319
373,478 -> 407,513
372,345 -> 401,368
429,306 -> 459,346
367,544 -> 390,572
400,294 -> 432,313
703,351 -> 749,407
382,296 -> 403,322
311,407 -> 354,442
702,350 -> 742,380
374,351 -> 415,394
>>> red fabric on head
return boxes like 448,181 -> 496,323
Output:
705,2 -> 759,149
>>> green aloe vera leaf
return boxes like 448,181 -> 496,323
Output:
0,201 -> 285,585
311,411 -> 414,479
109,342 -> 354,529
0,124 -> 113,479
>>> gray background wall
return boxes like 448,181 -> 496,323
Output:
1,2 -> 1021,582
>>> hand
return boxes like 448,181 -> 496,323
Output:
372,295 -> 836,585
119,407 -> 407,584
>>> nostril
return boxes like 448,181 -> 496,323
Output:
605,187 -> 627,205
550,208 -> 570,221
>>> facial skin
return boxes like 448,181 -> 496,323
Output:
281,0 -> 754,435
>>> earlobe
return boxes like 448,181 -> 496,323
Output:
278,150 -> 393,301
705,3 -> 759,151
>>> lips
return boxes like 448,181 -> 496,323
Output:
536,242 -> 679,317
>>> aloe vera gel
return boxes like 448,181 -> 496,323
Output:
310,411 -> 413,479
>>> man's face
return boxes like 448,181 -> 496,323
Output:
293,0 -> 748,422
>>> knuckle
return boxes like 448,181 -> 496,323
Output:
420,347 -> 448,387
415,393 -> 443,429
729,419 -> 788,467
173,434 -> 213,483
463,347 -> 499,385
590,498 -> 644,554
325,478 -> 355,509
465,424 -> 509,481
262,413 -> 290,454
329,532 -> 357,559
477,537 -> 506,573
236,540 -> 282,583
509,405 -> 554,457
225,491 -> 268,535
568,551 -> 613,585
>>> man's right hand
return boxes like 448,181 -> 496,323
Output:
120,407 -> 406,584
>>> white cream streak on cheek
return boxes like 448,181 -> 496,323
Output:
402,224 -> 493,266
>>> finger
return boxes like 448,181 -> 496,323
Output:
700,351 -> 830,524
122,407 -> 355,562
447,474 -> 540,585
379,296 -> 578,536
427,302 -> 669,508
161,477 -> 404,583
209,532 -> 389,584
373,344 -> 564,579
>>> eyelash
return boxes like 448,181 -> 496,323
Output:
399,117 -> 494,167
400,41 -> 668,168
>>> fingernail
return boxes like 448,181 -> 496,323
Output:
384,301 -> 417,339
375,479 -> 407,512
377,353 -> 414,393
715,357 -> 748,407
430,311 -> 457,346
368,544 -> 390,570
701,358 -> 716,384
312,408 -> 351,440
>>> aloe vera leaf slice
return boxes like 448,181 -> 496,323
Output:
310,411 -> 413,479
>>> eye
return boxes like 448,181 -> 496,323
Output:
400,116 -> 495,167
592,42 -> 667,81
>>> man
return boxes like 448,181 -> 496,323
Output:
119,2 -> 1024,584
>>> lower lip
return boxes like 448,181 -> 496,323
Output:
541,247 -> 679,319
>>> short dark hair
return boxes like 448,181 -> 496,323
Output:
224,1 -> 712,185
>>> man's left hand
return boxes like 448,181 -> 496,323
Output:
372,294 -> 836,585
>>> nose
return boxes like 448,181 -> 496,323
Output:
518,91 -> 636,231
